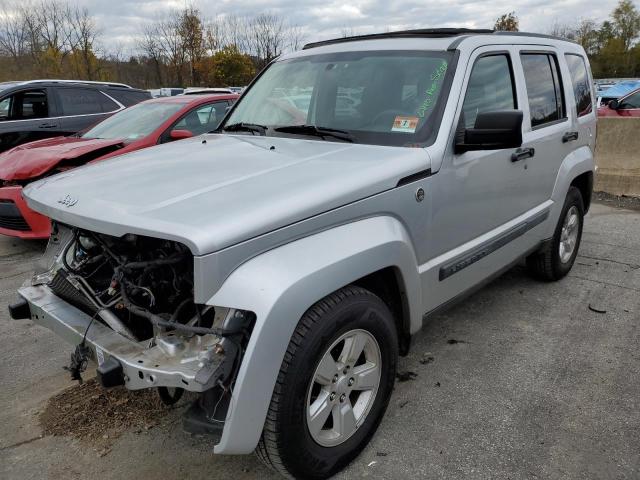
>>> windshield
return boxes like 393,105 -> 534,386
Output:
82,102 -> 183,140
223,50 -> 453,147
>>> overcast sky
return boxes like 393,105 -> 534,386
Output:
71,0 -> 628,53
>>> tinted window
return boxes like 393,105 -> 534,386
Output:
620,90 -> 640,109
0,89 -> 48,121
565,54 -> 593,117
521,54 -> 566,127
57,88 -> 111,115
461,55 -> 516,129
106,89 -> 151,107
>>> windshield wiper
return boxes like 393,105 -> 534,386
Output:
274,125 -> 354,143
222,122 -> 268,136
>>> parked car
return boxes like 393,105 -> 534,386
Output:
596,79 -> 640,107
598,87 -> 640,117
0,80 -> 150,153
0,93 -> 238,238
9,29 -> 595,479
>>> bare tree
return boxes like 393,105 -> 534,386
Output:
249,13 -> 286,69
287,24 -> 306,51
68,5 -> 100,79
0,2 -> 28,63
548,20 -> 577,40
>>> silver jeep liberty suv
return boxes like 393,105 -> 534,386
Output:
10,28 -> 595,479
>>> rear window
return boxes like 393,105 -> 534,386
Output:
520,53 -> 566,128
57,88 -> 116,115
565,54 -> 593,117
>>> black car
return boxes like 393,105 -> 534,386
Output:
0,80 -> 151,152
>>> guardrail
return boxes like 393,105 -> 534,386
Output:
595,117 -> 640,198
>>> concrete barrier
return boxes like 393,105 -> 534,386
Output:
595,117 -> 640,197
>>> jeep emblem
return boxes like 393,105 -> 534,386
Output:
57,195 -> 78,207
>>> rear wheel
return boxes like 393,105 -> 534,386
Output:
256,285 -> 398,479
527,186 -> 584,281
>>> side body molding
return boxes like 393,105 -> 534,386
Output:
208,216 -> 421,454
546,145 -> 595,238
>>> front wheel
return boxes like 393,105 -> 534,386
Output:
527,186 -> 584,281
256,285 -> 398,479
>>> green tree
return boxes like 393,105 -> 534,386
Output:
494,12 -> 519,32
611,0 -> 640,50
211,45 -> 255,86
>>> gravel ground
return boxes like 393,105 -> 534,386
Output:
1,201 -> 639,480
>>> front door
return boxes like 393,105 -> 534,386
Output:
0,88 -> 59,152
423,47 -> 537,312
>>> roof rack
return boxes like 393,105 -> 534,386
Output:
303,28 -> 494,49
303,28 -> 570,50
19,79 -> 133,89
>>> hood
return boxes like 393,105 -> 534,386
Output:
0,137 -> 125,181
24,134 -> 431,255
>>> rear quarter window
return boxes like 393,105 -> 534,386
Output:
106,89 -> 152,107
564,54 -> 593,117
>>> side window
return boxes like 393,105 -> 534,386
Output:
619,91 -> 640,109
461,55 -> 516,129
96,91 -> 120,112
565,54 -> 593,117
0,97 -> 10,120
172,101 -> 228,136
520,53 -> 566,127
56,88 -> 109,116
0,89 -> 48,120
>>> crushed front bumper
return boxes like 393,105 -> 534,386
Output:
17,284 -> 223,392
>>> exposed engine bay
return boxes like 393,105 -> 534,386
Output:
30,223 -> 253,430
50,226 -> 204,341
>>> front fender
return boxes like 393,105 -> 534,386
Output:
546,145 -> 594,238
208,215 -> 421,454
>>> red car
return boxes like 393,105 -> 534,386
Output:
598,88 -> 640,117
0,93 -> 238,239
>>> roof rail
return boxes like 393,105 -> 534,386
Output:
303,28 -> 494,50
303,28 -> 574,51
19,79 -> 133,89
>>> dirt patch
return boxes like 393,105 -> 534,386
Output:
39,378 -> 176,455
594,191 -> 640,211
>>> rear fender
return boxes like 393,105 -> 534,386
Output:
546,146 -> 594,238
207,215 -> 421,454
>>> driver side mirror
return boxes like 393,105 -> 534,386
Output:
608,99 -> 619,110
170,129 -> 194,140
455,111 -> 523,153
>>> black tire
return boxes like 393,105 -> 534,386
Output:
527,186 -> 584,281
256,285 -> 398,479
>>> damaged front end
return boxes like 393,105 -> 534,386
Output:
14,222 -> 254,437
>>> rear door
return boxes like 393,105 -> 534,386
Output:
55,87 -> 122,135
515,49 -> 575,205
0,87 -> 59,152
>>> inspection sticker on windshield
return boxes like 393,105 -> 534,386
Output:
392,116 -> 419,133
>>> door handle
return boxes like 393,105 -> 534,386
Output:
562,131 -> 579,143
38,123 -> 56,129
511,147 -> 535,162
